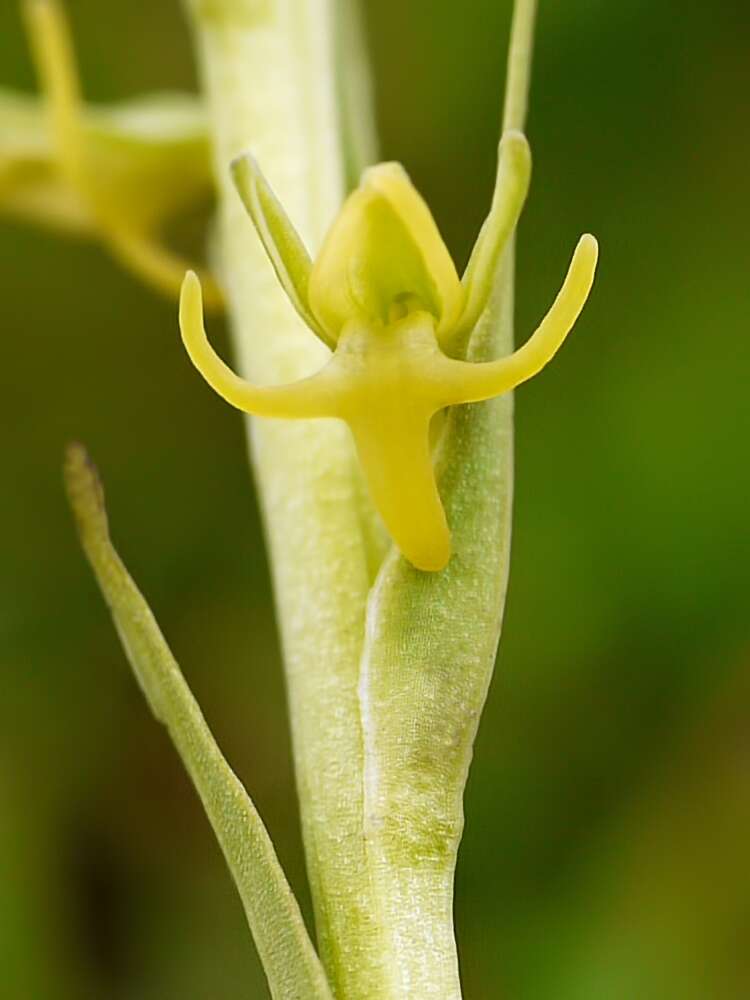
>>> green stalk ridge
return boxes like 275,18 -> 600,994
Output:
357,1 -> 537,995
184,1 -> 384,996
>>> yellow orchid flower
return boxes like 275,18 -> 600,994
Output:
180,135 -> 598,571
7,0 -> 221,307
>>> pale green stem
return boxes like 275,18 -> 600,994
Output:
63,444 -> 334,1000
502,0 -> 538,132
356,1 -> 537,996
183,2 -> 385,996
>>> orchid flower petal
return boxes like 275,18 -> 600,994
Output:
231,154 -> 331,347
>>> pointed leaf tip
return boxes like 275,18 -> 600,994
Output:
64,447 -> 335,1000
63,441 -> 108,541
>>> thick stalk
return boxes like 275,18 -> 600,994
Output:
184,2 -> 381,996
358,281 -> 516,1000
357,1 -> 538,996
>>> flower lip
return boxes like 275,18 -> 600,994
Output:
308,162 -> 464,341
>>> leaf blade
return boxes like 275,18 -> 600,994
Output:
63,443 -> 334,1000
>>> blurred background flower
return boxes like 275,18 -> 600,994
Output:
1,1 -> 748,996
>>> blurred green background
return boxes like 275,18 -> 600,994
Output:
1,1 -> 748,997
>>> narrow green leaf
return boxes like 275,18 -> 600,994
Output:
231,154 -> 334,348
63,443 -> 334,1000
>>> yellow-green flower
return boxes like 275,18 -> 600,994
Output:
180,135 -> 598,571
1,0 -> 220,306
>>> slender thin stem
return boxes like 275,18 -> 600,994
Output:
64,444 -> 334,1000
502,0 -> 538,132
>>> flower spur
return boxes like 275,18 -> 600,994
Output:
180,133 -> 598,571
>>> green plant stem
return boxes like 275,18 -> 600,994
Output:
503,0 -> 538,132
356,2 -> 538,996
183,2 -> 385,996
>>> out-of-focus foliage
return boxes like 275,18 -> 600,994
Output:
0,1 -> 748,997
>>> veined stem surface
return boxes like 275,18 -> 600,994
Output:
355,1 -> 538,997
184,2 -> 383,996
